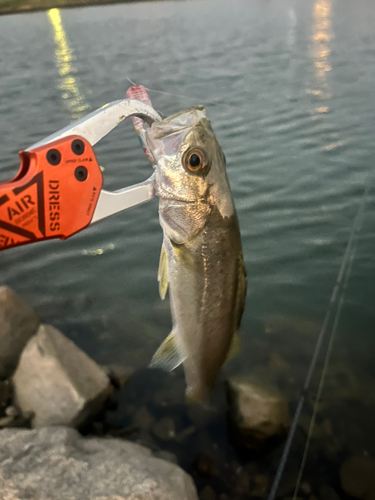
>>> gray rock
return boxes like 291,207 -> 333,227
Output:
13,324 -> 112,428
0,286 -> 40,378
226,375 -> 291,446
0,426 -> 198,500
340,456 -> 375,500
154,450 -> 179,464
135,431 -> 159,452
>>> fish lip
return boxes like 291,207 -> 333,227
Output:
156,187 -> 197,204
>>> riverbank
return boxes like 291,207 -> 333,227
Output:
0,0 -> 158,16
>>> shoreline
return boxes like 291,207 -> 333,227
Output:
0,0 -> 155,17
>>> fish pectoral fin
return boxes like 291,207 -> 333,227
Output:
149,330 -> 186,371
157,244 -> 169,300
225,331 -> 241,363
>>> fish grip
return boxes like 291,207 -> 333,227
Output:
0,135 -> 102,251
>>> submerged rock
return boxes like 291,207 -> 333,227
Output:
13,324 -> 112,428
152,416 -> 176,441
251,474 -> 269,498
103,363 -> 134,389
0,426 -> 198,500
267,350 -> 290,372
199,485 -> 217,500
0,286 -> 40,378
226,375 -> 291,447
340,456 -> 375,500
132,405 -> 155,431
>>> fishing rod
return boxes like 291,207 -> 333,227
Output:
267,181 -> 370,500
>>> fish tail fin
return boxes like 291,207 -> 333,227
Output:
149,329 -> 186,372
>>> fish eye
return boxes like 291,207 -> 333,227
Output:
183,148 -> 208,175
189,154 -> 200,168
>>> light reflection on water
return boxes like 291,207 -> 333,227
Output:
311,0 -> 332,100
47,8 -> 89,120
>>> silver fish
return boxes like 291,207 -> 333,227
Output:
140,101 -> 247,403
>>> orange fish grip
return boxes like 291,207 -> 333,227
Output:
0,135 -> 102,251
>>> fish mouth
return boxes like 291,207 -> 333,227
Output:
156,186 -> 197,204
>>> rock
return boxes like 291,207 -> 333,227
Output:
194,453 -> 219,477
0,286 -> 40,378
340,456 -> 375,500
267,351 -> 290,372
131,406 -> 155,431
5,405 -> 19,417
199,485 -> 217,500
300,482 -> 312,495
175,425 -> 196,443
0,426 -> 198,500
152,416 -> 176,440
13,324 -> 112,428
234,469 -> 251,495
276,472 -> 297,497
188,405 -> 218,430
103,363 -> 134,389
135,431 -> 159,452
226,376 -> 291,446
251,474 -> 269,497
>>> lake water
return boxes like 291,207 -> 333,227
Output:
0,0 -> 375,497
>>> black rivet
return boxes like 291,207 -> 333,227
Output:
71,139 -> 85,155
46,149 -> 61,166
74,166 -> 88,182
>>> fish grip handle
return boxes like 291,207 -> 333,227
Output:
0,135 -> 103,251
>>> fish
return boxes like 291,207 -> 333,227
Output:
126,86 -> 247,403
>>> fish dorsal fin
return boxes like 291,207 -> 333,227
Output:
225,331 -> 241,363
158,244 -> 169,300
149,330 -> 186,371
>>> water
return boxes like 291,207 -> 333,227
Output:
1,0 -> 375,496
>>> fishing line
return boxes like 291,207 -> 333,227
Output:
292,183 -> 368,500
126,78 -> 243,112
267,182 -> 370,500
